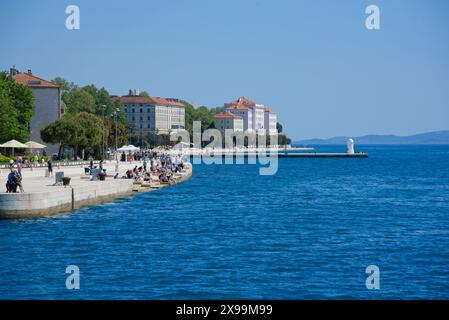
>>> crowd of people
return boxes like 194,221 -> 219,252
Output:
3,148 -> 188,193
121,150 -> 187,185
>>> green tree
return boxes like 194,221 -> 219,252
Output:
0,71 -> 34,142
51,77 -> 76,92
139,91 -> 149,97
0,86 -> 20,142
76,112 -> 102,157
41,112 -> 103,159
278,134 -> 291,146
40,113 -> 82,156
276,122 -> 283,133
105,117 -> 127,149
64,88 -> 96,114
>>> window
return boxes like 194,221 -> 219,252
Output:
132,116 -> 135,121
148,116 -> 151,121
140,108 -> 143,113
132,109 -> 135,113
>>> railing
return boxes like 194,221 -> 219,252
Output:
0,160 -> 100,170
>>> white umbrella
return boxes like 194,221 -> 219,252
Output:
25,141 -> 47,149
0,139 -> 28,156
117,145 -> 140,152
25,141 -> 47,156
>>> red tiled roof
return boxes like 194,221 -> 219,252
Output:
213,112 -> 242,119
224,104 -> 251,111
118,96 -> 185,107
264,107 -> 275,113
152,97 -> 185,107
227,97 -> 256,105
12,72 -> 59,88
117,96 -> 155,104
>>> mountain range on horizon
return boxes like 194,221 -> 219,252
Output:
295,130 -> 449,145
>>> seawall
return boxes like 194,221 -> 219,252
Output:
0,179 -> 134,219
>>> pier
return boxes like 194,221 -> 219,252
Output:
277,152 -> 368,158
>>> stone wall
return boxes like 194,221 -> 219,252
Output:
0,179 -> 133,219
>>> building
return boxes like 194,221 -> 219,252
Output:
224,97 -> 277,135
10,67 -> 62,155
118,90 -> 185,136
264,107 -> 277,135
213,112 -> 244,138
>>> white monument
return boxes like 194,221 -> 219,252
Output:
347,138 -> 355,154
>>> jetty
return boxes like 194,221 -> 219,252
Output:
190,151 -> 368,158
0,161 -> 192,219
277,152 -> 368,158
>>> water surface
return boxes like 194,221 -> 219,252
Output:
1,145 -> 448,299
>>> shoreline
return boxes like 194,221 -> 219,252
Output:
0,160 -> 193,219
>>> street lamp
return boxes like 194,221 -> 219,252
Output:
111,108 -> 120,161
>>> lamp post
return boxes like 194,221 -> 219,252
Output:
112,108 -> 120,161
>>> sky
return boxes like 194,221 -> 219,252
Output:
1,0 -> 448,140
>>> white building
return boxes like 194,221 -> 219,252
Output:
213,112 -> 244,137
119,91 -> 185,135
224,97 -> 277,135
264,107 -> 277,135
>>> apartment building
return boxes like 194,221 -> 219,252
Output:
119,90 -> 185,135
224,97 -> 277,135
10,67 -> 62,155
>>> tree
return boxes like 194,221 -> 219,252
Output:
139,91 -> 149,97
182,100 -> 218,139
51,77 -> 76,92
0,86 -> 20,142
276,122 -> 283,133
76,112 -> 102,157
40,113 -> 82,156
105,117 -> 127,149
0,71 -> 34,142
278,134 -> 291,146
41,112 -> 103,159
64,88 -> 96,114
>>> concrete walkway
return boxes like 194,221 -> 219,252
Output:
0,161 -> 145,218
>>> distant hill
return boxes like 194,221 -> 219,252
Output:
295,130 -> 449,145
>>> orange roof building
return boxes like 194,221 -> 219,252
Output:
223,96 -> 277,134
119,90 -> 185,135
10,66 -> 62,154
213,112 -> 244,135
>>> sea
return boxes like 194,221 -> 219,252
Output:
0,145 -> 448,299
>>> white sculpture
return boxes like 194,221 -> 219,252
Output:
347,138 -> 355,154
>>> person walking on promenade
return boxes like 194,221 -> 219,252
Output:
16,170 -> 24,193
47,159 -> 53,177
17,156 -> 23,179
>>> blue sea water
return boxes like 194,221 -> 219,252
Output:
0,145 -> 449,299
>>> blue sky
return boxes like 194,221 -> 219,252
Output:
1,0 -> 448,139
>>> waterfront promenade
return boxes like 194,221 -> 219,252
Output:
0,159 -> 192,219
